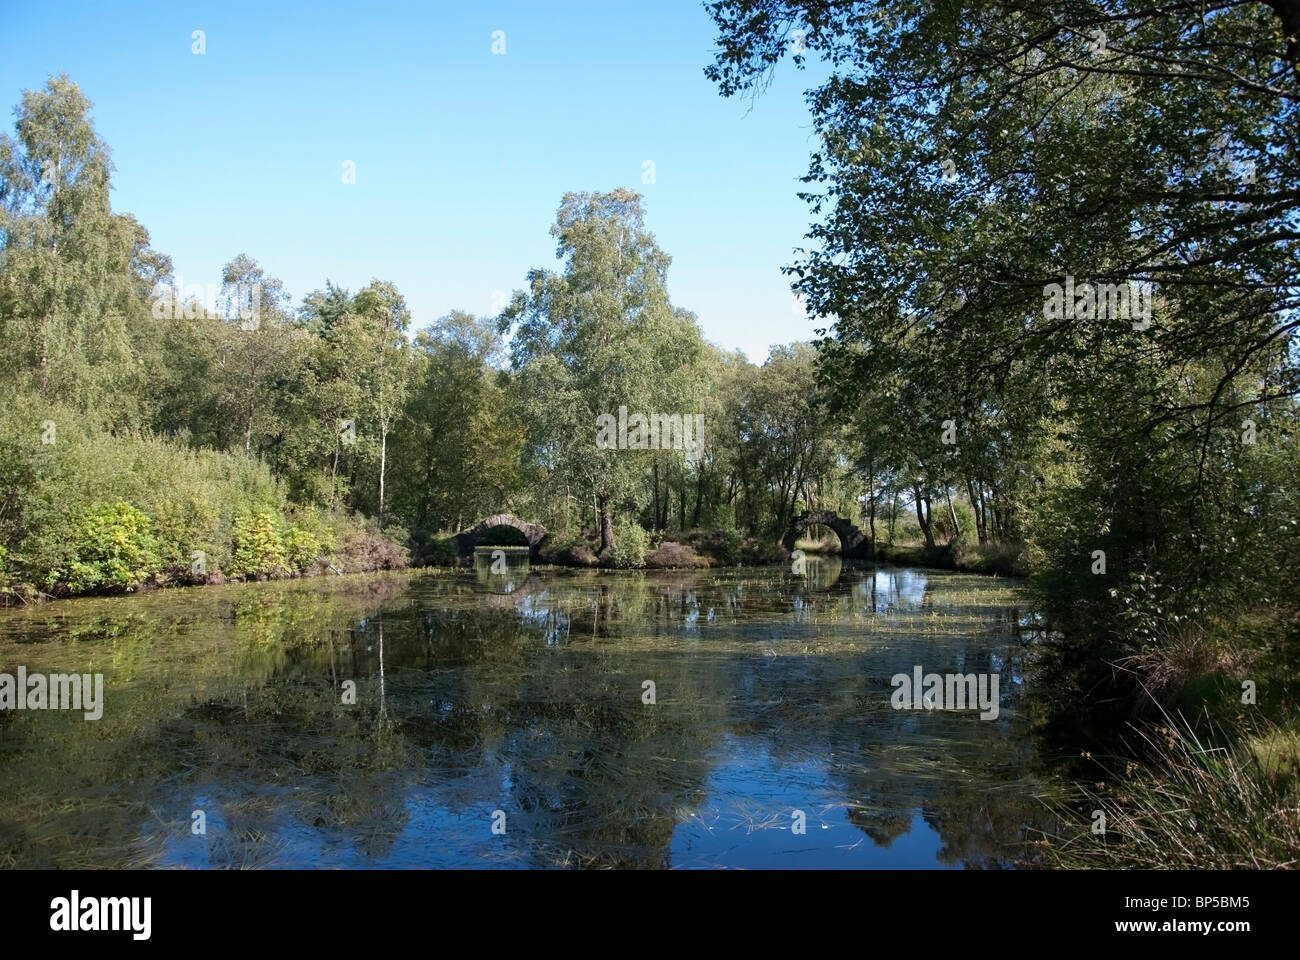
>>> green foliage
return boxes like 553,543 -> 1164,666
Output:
538,533 -> 598,567
0,75 -> 167,425
934,500 -> 978,545
500,189 -> 708,556
714,531 -> 741,566
388,313 -> 524,535
420,536 -> 460,567
609,518 -> 649,568
282,525 -> 324,572
228,513 -> 289,579
0,387 -> 282,588
705,0 -> 1300,733
64,501 -> 161,593
0,78 -> 877,585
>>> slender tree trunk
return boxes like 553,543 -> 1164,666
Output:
418,441 -> 435,530
652,460 -> 660,530
692,462 -> 705,528
41,162 -> 59,397
678,466 -> 686,530
945,486 -> 960,544
40,317 -> 50,395
966,476 -> 985,544
330,437 -> 341,512
913,483 -> 935,549
596,493 -> 615,560
378,420 -> 388,529
867,482 -> 876,543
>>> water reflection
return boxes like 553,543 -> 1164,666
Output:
0,565 -> 1053,869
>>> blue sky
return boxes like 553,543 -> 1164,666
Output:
0,0 -> 828,363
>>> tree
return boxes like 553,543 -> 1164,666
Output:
388,312 -> 523,535
213,254 -> 300,458
500,189 -> 701,558
705,0 -> 1300,710
352,279 -> 413,529
296,283 -> 362,510
0,74 -> 167,422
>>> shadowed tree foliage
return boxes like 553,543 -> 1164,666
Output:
704,0 -> 1300,730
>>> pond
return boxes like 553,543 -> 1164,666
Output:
0,554 -> 1057,868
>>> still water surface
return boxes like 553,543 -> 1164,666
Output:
0,554 -> 1054,868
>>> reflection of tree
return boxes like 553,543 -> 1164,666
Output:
846,798 -> 914,848
0,565 -> 1053,868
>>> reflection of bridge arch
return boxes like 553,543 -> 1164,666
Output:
456,514 -> 549,563
782,510 -> 872,559
478,572 -> 548,606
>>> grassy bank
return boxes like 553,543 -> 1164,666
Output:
0,390 -> 407,602
1043,715 -> 1300,868
873,540 -> 1029,577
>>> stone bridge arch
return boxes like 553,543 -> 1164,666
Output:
456,514 -> 549,563
782,510 -> 873,559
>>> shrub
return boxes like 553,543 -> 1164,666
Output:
646,541 -> 702,568
538,532 -> 597,566
282,525 -> 324,572
228,512 -> 288,579
739,536 -> 784,565
64,501 -> 162,593
333,520 -> 410,573
683,529 -> 740,566
0,387 -> 287,594
413,530 -> 465,567
610,517 -> 649,568
716,531 -> 741,565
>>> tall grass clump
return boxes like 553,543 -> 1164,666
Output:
1045,713 -> 1300,869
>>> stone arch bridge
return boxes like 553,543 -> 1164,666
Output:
455,514 -> 549,563
781,510 -> 873,559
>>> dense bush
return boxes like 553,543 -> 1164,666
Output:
610,518 -> 649,568
282,525 -> 324,572
646,540 -> 703,568
739,536 -> 785,565
933,500 -> 978,544
408,532 -> 459,567
537,532 -> 598,566
227,512 -> 289,579
333,520 -> 410,573
63,501 -> 162,593
0,387 -> 408,598
680,529 -> 740,566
